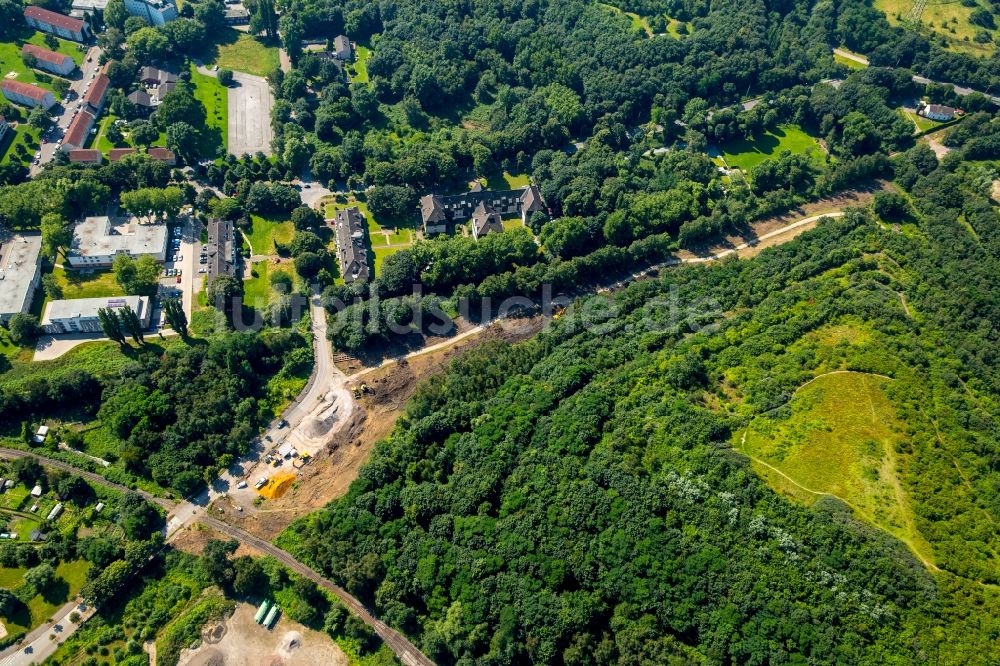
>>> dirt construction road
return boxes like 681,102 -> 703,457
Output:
228,71 -> 273,156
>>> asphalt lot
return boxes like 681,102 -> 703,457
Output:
31,45 -> 102,176
228,71 -> 273,156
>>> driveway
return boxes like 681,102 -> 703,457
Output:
31,45 -> 102,176
228,72 -> 273,157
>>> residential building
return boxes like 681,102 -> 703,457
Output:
334,35 -> 354,62
0,117 -> 9,144
62,109 -> 95,151
108,147 -> 138,161
147,146 -> 176,165
68,216 -> 168,268
70,0 -> 110,15
224,6 -> 249,24
0,232 -> 42,325
334,206 -> 370,283
41,295 -> 152,334
470,201 -> 504,240
922,104 -> 956,122
123,0 -> 177,26
0,80 -> 56,110
68,148 -> 103,164
139,66 -> 178,87
126,89 -> 153,114
82,73 -> 110,114
418,185 -> 545,235
204,217 -> 237,286
20,44 -> 75,77
23,6 -> 90,41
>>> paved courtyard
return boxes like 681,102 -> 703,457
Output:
228,72 -> 273,156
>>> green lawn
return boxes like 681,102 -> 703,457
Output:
373,245 -> 404,275
49,266 -> 124,300
721,124 -> 825,172
209,30 -> 280,78
901,109 -> 946,133
243,260 -> 295,307
0,122 -> 41,169
875,0 -> 994,55
666,18 -> 692,37
0,559 -> 91,639
348,45 -> 371,84
479,171 -> 531,190
599,3 -> 652,36
0,29 -> 82,96
834,52 -> 867,70
739,371 -> 934,566
189,64 -> 228,158
245,216 -> 294,255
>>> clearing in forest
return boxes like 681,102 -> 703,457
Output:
721,124 -> 825,172
738,371 -> 935,565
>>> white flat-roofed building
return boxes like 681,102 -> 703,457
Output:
41,295 -> 151,334
0,232 -> 42,324
123,0 -> 177,25
68,216 -> 168,268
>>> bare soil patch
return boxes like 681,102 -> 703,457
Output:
179,602 -> 346,666
676,183 -> 887,261
238,318 -> 544,540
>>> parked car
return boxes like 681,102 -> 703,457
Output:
236,480 -> 248,489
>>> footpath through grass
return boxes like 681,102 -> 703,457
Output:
739,371 -> 935,565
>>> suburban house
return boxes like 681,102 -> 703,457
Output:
0,232 -> 42,325
470,202 -> 504,240
82,72 -> 110,114
139,66 -> 178,88
205,218 -> 237,286
419,185 -> 545,235
148,147 -> 176,165
126,90 -> 153,114
62,109 -> 95,151
334,35 -> 354,62
123,0 -> 177,26
21,44 -> 76,77
334,207 -> 370,283
67,216 -> 168,268
68,148 -> 103,164
108,147 -> 138,161
921,103 -> 957,122
23,6 -> 90,42
41,295 -> 152,334
1,80 -> 56,110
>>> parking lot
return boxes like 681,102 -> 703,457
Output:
228,71 -> 273,156
157,215 -> 199,323
31,45 -> 103,175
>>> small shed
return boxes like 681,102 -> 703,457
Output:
94,502 -> 105,513
30,485 -> 43,497
33,425 -> 49,443
47,502 -> 63,521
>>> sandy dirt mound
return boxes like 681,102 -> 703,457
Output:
179,603 -> 346,666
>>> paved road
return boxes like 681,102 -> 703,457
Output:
831,47 -> 1000,105
0,210 -> 850,665
228,71 -> 274,156
31,45 -> 102,176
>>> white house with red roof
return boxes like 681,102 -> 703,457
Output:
23,6 -> 90,42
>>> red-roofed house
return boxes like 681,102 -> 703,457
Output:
147,147 -> 176,165
82,73 -> 110,114
20,44 -> 75,77
68,149 -> 103,164
23,6 -> 90,42
1,80 -> 55,110
109,148 -> 138,161
63,110 -> 95,151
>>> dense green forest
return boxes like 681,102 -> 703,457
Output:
281,147 -> 1000,663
